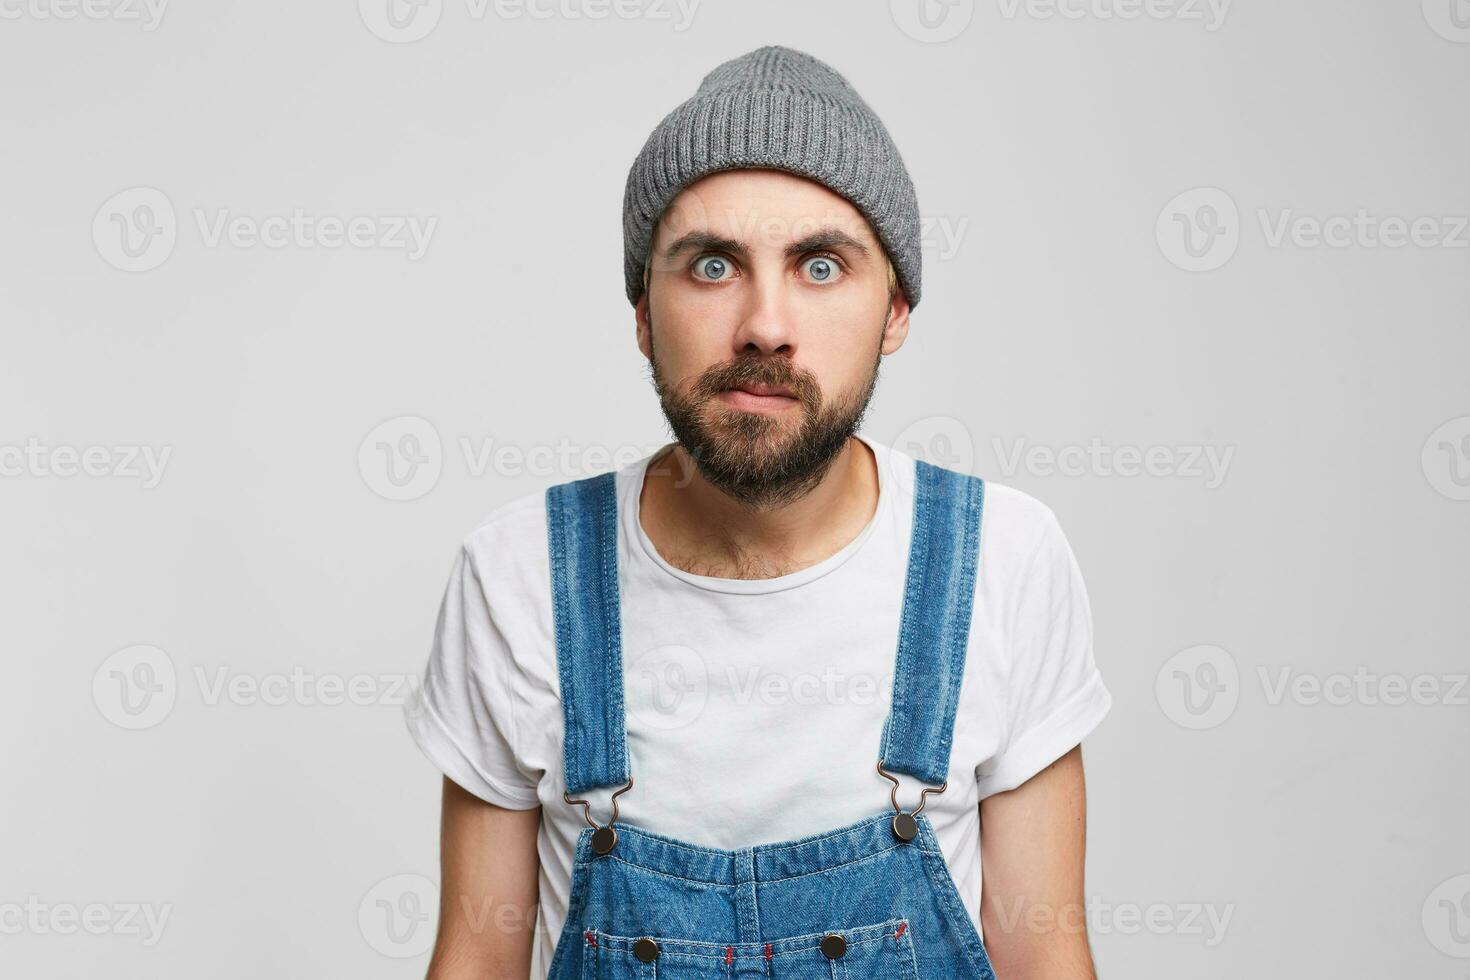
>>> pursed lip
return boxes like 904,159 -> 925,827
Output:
729,383 -> 796,398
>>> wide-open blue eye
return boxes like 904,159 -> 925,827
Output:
692,255 -> 732,281
803,255 -> 842,283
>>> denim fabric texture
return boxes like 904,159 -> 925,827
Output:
543,457 -> 997,979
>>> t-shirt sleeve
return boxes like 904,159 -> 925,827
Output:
975,506 -> 1111,799
402,544 -> 541,809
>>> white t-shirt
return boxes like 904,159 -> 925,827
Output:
404,432 -> 1111,978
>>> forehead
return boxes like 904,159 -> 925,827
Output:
652,167 -> 879,251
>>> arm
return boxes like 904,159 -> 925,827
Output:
978,743 -> 1096,980
425,776 -> 542,980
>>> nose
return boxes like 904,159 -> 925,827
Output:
730,274 -> 798,358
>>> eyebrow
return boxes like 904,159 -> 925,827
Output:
660,227 -> 874,264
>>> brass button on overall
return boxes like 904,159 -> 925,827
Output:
633,937 -> 660,962
591,826 -> 617,855
820,933 -> 847,959
891,811 -> 918,842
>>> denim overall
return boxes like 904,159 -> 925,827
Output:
543,458 -> 997,979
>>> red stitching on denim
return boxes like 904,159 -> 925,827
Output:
765,942 -> 773,960
895,921 -> 908,938
725,944 -> 734,964
584,930 -> 597,947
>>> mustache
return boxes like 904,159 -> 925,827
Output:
692,356 -> 820,406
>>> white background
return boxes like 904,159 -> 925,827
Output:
2,1 -> 1467,977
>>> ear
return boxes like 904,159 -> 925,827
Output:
635,291 -> 654,361
880,285 -> 912,355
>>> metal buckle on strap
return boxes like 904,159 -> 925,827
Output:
563,777 -> 634,856
876,761 -> 946,842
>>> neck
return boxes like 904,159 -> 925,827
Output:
638,435 -> 879,580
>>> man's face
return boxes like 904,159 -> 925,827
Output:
637,168 -> 911,509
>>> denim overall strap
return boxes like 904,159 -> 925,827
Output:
546,470 -> 630,796
878,459 -> 985,785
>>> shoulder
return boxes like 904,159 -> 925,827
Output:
454,464 -> 632,585
872,435 -> 1068,577
461,485 -> 549,556
933,466 -> 1080,616
975,478 -> 1067,575
873,436 -> 1069,598
970,479 -> 1092,647
452,485 -> 555,599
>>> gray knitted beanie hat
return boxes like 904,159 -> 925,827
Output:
622,44 -> 923,309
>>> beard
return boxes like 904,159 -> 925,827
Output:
647,315 -> 885,511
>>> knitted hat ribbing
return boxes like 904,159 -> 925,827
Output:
621,45 -> 923,309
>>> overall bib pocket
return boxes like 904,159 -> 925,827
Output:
582,917 -> 918,980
